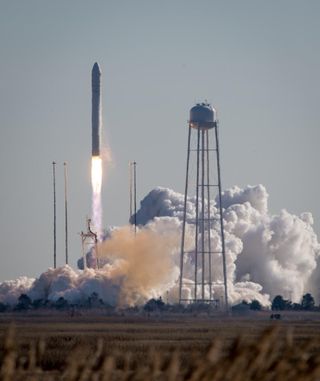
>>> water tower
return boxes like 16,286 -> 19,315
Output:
179,103 -> 229,310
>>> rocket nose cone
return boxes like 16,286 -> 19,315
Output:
92,62 -> 101,75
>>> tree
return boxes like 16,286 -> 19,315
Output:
0,302 -> 8,312
301,293 -> 315,311
55,297 -> 69,310
15,294 -> 32,310
250,300 -> 262,311
272,295 -> 286,311
284,300 -> 293,310
32,299 -> 45,309
144,297 -> 165,312
292,303 -> 302,311
87,292 -> 103,308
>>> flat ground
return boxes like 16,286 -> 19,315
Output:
1,310 -> 320,378
1,311 -> 320,364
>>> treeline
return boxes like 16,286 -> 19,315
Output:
0,295 -> 220,314
0,292 -> 318,313
271,293 -> 316,311
0,292 -> 109,313
0,294 -> 175,313
234,293 -> 317,312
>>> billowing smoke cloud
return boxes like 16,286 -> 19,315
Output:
0,220 -> 181,307
130,185 -> 319,305
0,277 -> 35,305
97,221 -> 180,305
0,185 -> 319,308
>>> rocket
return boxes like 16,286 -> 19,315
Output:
92,62 -> 101,157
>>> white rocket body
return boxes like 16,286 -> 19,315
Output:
92,62 -> 101,156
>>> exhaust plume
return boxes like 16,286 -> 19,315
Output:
0,184 -> 319,308
91,156 -> 102,240
97,221 -> 180,306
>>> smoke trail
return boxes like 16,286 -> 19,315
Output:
91,156 -> 102,240
98,221 -> 180,306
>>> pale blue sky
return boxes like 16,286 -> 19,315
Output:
0,0 -> 319,281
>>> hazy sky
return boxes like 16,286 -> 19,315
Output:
0,0 -> 319,281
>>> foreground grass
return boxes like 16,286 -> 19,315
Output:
1,312 -> 320,380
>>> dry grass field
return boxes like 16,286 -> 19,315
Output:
1,311 -> 320,380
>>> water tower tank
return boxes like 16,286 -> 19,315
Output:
189,103 -> 216,129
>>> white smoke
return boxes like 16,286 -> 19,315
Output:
0,219 -> 181,307
0,185 -> 319,308
130,185 -> 320,306
0,277 -> 35,305
97,220 -> 181,306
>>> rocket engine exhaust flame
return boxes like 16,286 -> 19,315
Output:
91,156 -> 102,241
91,156 -> 102,194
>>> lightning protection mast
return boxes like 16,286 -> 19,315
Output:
64,162 -> 69,265
52,161 -> 57,269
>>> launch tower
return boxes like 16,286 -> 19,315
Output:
179,103 -> 228,310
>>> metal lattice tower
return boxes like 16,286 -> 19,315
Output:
81,218 -> 100,269
179,103 -> 229,311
